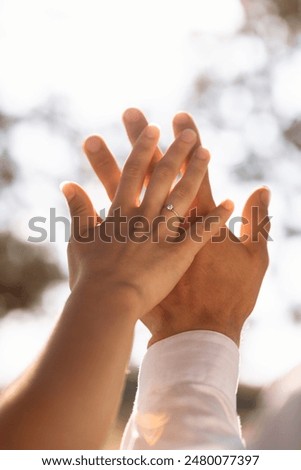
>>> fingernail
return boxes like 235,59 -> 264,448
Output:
174,112 -> 190,124
221,199 -> 234,211
145,125 -> 158,139
124,108 -> 140,122
196,147 -> 210,161
85,136 -> 102,153
180,129 -> 196,143
260,187 -> 271,206
60,182 -> 75,198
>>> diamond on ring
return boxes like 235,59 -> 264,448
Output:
165,203 -> 185,222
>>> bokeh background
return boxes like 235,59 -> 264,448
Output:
0,0 -> 301,448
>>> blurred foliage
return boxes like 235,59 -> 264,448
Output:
0,96 -> 81,317
0,111 -> 19,189
28,96 -> 80,143
0,96 -> 81,193
0,232 -> 63,317
242,0 -> 301,36
292,304 -> 301,322
0,149 -> 17,188
184,0 -> 301,330
189,0 -> 301,226
284,120 -> 301,149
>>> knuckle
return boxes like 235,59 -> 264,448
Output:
193,156 -> 207,171
94,155 -> 112,172
173,184 -> 188,199
138,136 -> 153,149
123,162 -> 141,178
175,137 -> 195,153
156,162 -> 174,180
134,136 -> 154,155
70,199 -> 84,214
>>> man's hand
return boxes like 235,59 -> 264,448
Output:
83,109 -> 271,346
63,124 -> 233,320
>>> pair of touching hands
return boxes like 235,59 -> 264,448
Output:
62,109 -> 271,346
0,109 -> 271,451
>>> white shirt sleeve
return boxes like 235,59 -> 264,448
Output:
121,330 -> 244,450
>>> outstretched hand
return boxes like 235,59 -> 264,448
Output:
82,109 -> 271,345
62,124 -> 233,321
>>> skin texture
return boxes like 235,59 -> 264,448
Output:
82,108 -> 271,347
0,124 -> 233,450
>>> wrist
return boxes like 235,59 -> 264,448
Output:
148,324 -> 242,348
69,278 -> 140,325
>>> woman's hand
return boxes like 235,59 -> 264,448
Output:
62,124 -> 233,320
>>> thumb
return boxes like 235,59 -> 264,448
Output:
240,187 -> 271,256
60,181 -> 99,237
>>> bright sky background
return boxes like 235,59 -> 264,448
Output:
0,0 -> 244,121
1,0 -> 301,388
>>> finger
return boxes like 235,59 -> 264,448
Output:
162,147 -> 210,225
60,181 -> 99,237
240,187 -> 271,258
179,200 -> 234,255
142,129 -> 197,217
122,108 -> 163,178
172,111 -> 201,177
173,112 -> 216,212
83,135 -> 121,202
111,125 -> 160,211
173,112 -> 202,147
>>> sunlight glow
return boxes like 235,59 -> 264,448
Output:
0,0 -> 244,122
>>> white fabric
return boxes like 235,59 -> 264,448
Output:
121,330 -> 244,450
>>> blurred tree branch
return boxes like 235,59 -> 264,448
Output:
0,96 -> 80,317
0,232 -> 63,318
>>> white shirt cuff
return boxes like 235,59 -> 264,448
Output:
138,330 -> 239,411
121,330 -> 242,449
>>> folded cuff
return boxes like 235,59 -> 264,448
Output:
137,330 -> 240,410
